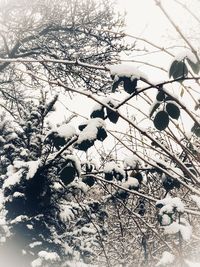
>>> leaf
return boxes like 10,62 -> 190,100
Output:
82,176 -> 95,187
187,58 -> 200,74
169,60 -> 188,80
105,172 -> 113,181
106,106 -> 119,123
75,139 -> 95,151
112,77 -> 123,92
156,90 -> 165,101
123,77 -> 137,94
191,122 -> 200,137
149,102 -> 161,118
153,111 -> 169,131
166,102 -> 180,120
90,108 -> 105,119
60,162 -> 76,185
78,123 -> 87,131
97,127 -> 107,141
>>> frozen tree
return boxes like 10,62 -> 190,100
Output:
1,1 -> 200,267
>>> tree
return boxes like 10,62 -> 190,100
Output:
1,0 -> 200,267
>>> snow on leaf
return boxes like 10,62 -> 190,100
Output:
77,118 -> 106,143
62,154 -> 81,177
124,155 -> 140,169
108,63 -> 148,80
156,251 -> 175,266
122,177 -> 139,189
164,221 -> 180,235
161,214 -> 171,226
157,197 -> 185,215
57,124 -> 76,140
174,50 -> 197,63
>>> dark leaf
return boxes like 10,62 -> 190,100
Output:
90,108 -> 104,119
134,173 -> 143,184
112,77 -> 123,92
191,122 -> 200,137
82,176 -> 95,187
60,163 -> 76,185
169,60 -> 188,80
113,171 -> 124,181
187,58 -> 200,74
165,95 -> 174,101
75,139 -> 94,151
106,107 -> 119,123
156,90 -> 165,101
78,123 -> 87,131
97,127 -> 107,141
117,190 -> 129,200
153,111 -> 169,131
123,77 -> 137,94
149,102 -> 161,118
166,102 -> 180,120
105,172 -> 113,181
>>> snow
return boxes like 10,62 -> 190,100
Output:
57,124 -> 77,140
3,159 -> 40,189
10,215 -> 29,224
60,205 -> 75,222
38,251 -> 60,261
70,180 -> 89,193
29,241 -> 42,248
104,161 -> 125,177
62,154 -> 81,177
26,160 -> 40,179
90,103 -> 103,112
156,251 -> 175,266
124,155 -> 140,169
31,258 -> 42,267
108,63 -> 148,80
174,50 -> 197,63
157,196 -> 185,215
81,226 -> 96,234
104,161 -> 117,173
13,192 -> 24,198
122,177 -> 139,189
185,260 -> 200,267
3,165 -> 24,189
65,261 -> 98,267
191,195 -> 200,209
161,214 -> 171,226
26,224 -> 33,230
77,118 -> 106,143
164,219 -> 192,241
